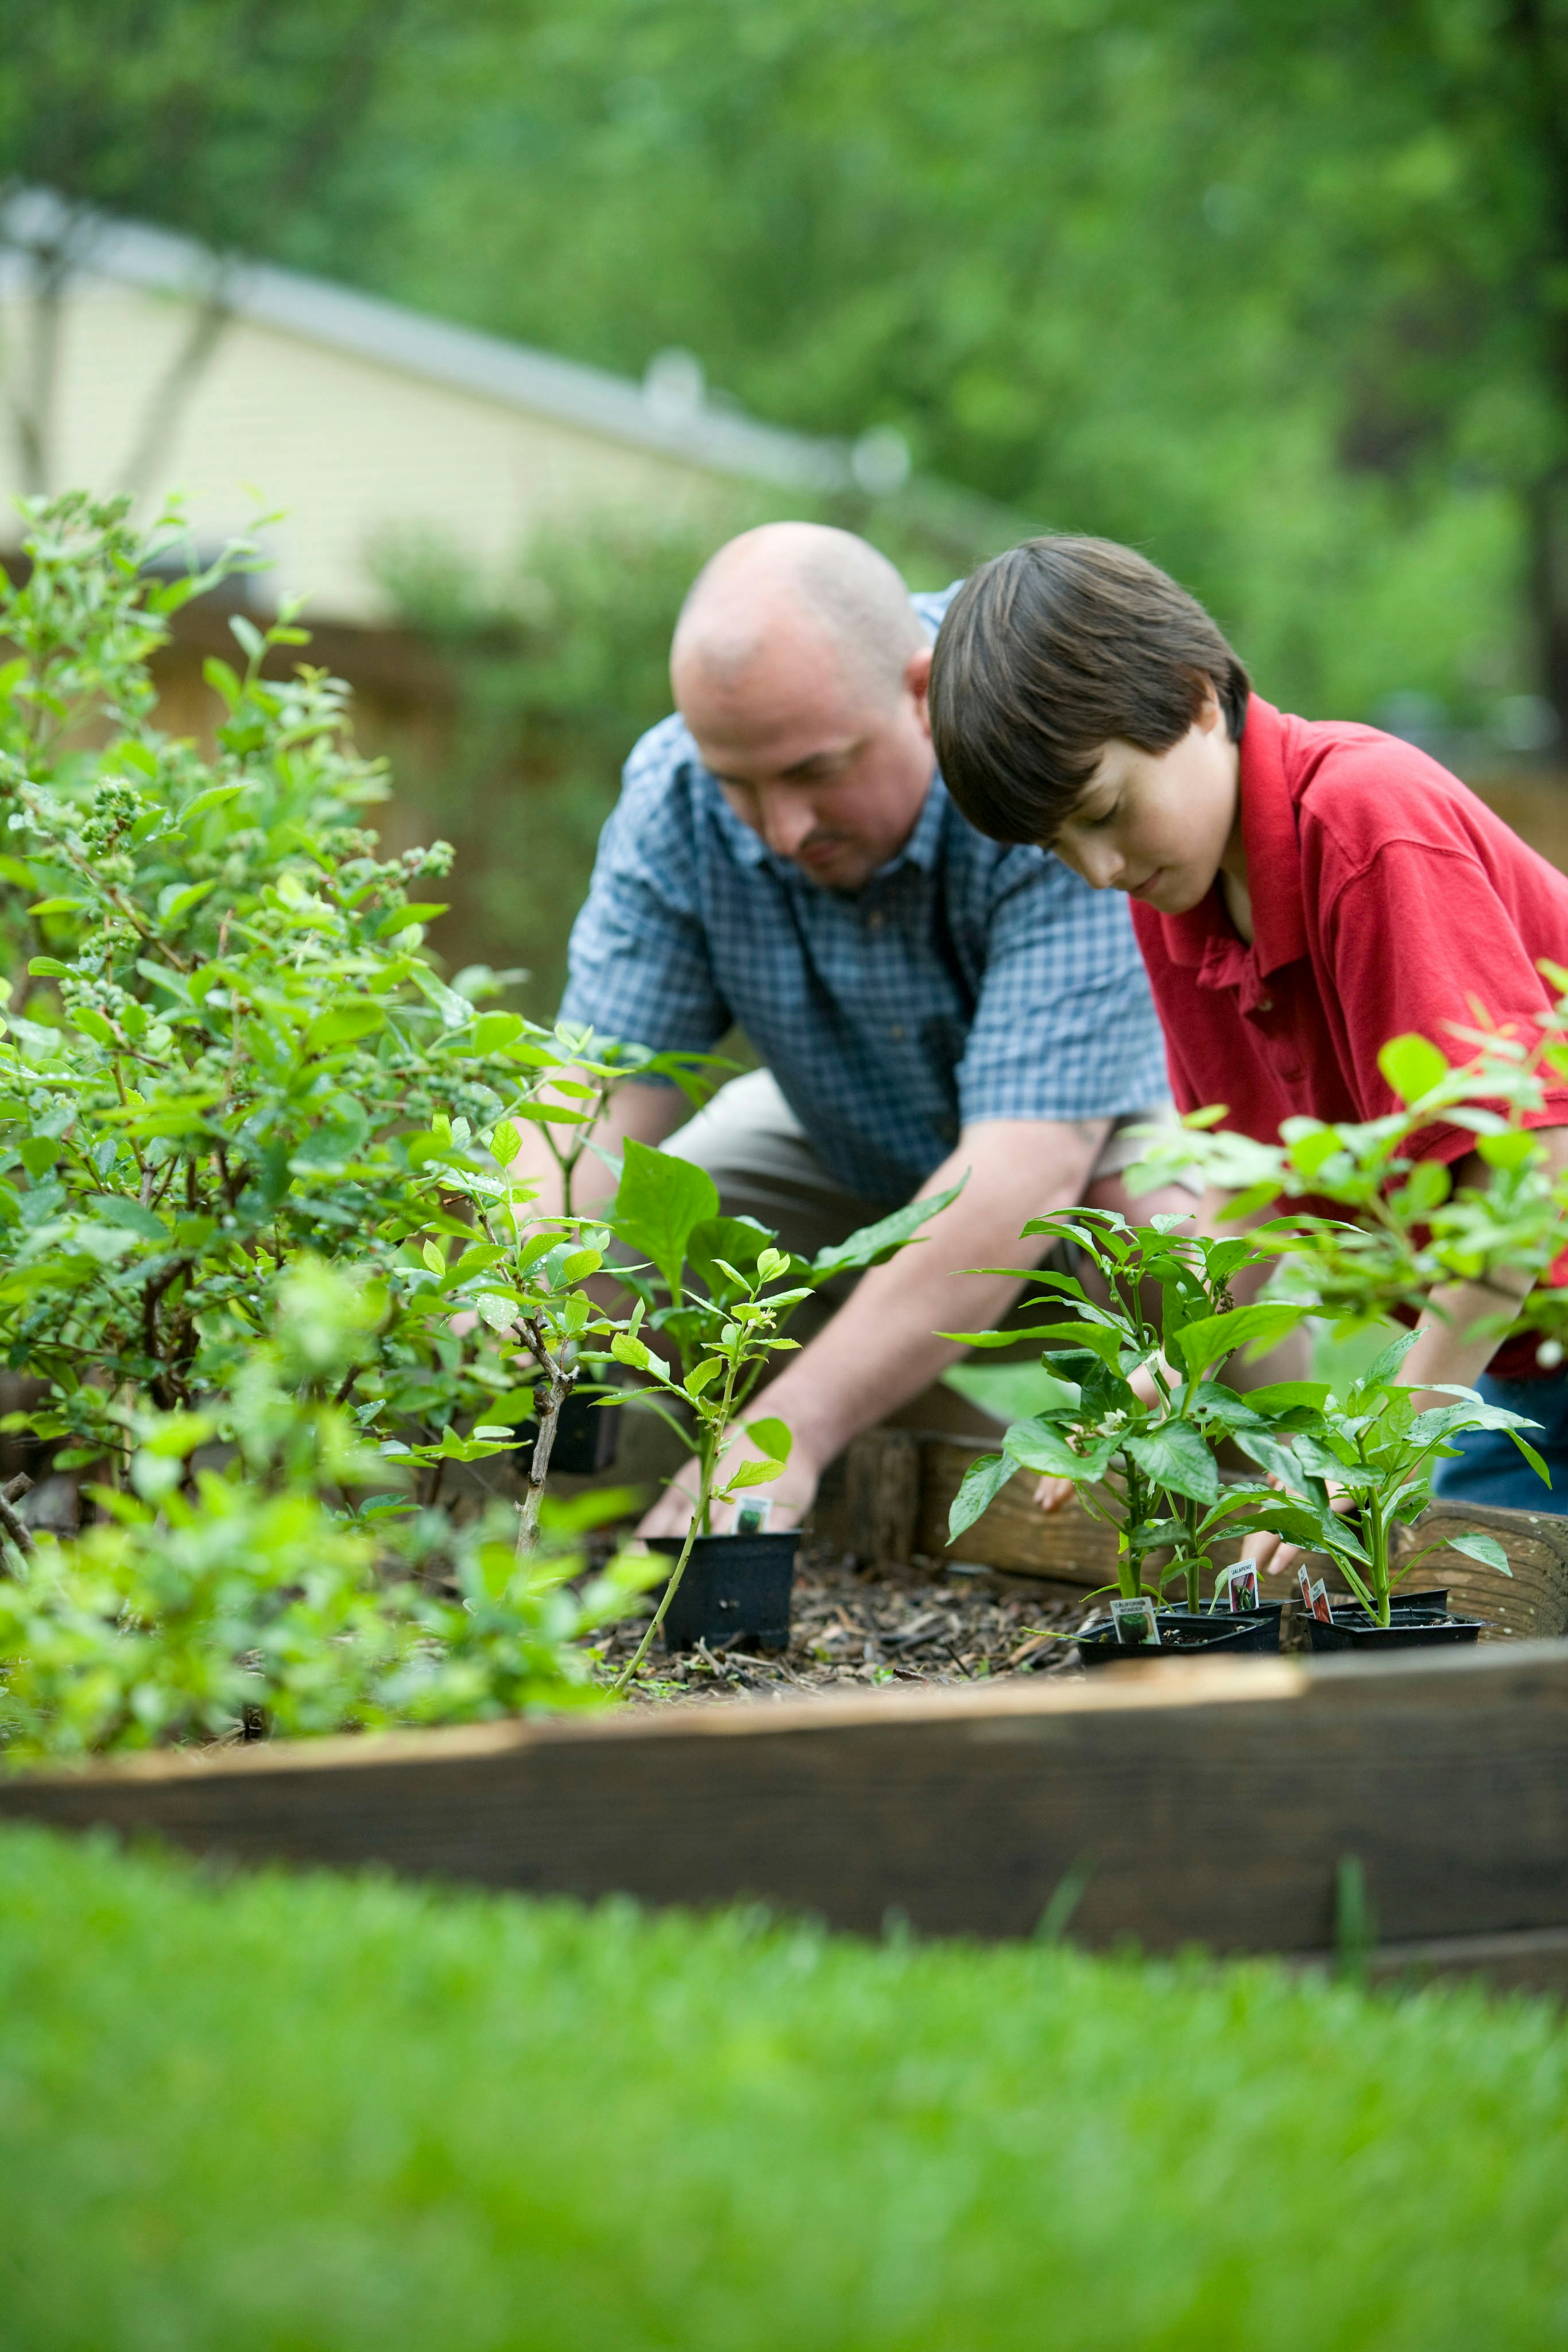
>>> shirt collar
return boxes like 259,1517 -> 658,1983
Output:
1144,697 -> 1306,977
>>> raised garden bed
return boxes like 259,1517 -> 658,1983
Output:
5,1637 -> 1568,1996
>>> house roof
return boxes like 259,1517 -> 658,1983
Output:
0,187 -> 870,498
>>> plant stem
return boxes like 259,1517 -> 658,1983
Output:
516,1327 -> 575,1560
613,1349 -> 741,1689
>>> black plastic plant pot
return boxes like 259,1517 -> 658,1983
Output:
1305,1607 -> 1482,1654
1076,1613 -> 1262,1668
528,1387 -> 621,1477
646,1530 -> 800,1653
1156,1608 -> 1281,1654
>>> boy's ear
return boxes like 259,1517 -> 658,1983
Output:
1195,677 -> 1225,734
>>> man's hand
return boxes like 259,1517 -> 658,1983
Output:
637,1421 -> 824,1537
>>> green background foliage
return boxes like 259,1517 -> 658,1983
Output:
13,1 -> 1568,1002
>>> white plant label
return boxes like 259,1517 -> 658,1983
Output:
1110,1595 -> 1160,1648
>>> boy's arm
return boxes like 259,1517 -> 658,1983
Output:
1400,1131 -> 1568,1404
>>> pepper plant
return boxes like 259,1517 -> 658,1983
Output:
1234,1328 -> 1540,1626
944,1210 -> 1337,1611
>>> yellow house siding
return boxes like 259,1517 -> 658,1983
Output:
0,277 -> 752,624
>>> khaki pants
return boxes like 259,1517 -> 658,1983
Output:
658,1069 -> 1174,1440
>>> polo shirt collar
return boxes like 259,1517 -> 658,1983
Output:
1148,697 -> 1307,978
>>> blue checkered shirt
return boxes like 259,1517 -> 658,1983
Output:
559,589 -> 1169,1202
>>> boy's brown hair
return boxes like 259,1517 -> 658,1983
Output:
927,536 -> 1251,845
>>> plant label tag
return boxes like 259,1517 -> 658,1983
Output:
1226,1566 -> 1260,1613
1297,1565 -> 1315,1612
734,1499 -> 773,1536
1308,1578 -> 1334,1624
1110,1596 -> 1160,1648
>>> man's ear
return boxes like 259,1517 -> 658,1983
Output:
907,643 -> 934,731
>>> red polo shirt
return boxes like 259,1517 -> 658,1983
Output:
1129,697 -> 1568,1376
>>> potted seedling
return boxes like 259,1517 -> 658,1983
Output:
602,1138 -> 961,1669
1246,1329 -> 1544,1649
944,1209 -> 1345,1661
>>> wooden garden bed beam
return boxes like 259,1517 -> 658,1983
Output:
2,1643 -> 1566,1959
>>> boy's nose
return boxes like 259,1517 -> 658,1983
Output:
1078,841 -> 1124,890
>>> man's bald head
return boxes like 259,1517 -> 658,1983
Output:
668,523 -> 939,892
673,522 -> 926,709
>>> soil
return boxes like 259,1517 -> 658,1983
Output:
593,1539 -> 1098,1705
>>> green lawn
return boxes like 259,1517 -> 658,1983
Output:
1,1825 -> 1565,2350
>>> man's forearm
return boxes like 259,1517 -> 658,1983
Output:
744,1119 -> 1105,1468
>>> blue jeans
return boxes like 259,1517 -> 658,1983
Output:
1429,1374 -> 1568,1514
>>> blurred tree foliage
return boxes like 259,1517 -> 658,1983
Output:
305,0 -> 1567,732
9,0 -> 1568,988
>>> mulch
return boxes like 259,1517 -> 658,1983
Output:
593,1539 -> 1098,1705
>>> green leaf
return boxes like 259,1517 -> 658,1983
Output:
610,1331 -> 655,1371
26,957 -> 71,978
745,1415 -> 792,1463
18,1137 -> 59,1178
25,896 -> 87,916
490,1120 -> 521,1167
305,1003 -> 385,1051
375,903 -> 448,937
90,1196 -> 166,1241
726,1457 -> 784,1489
687,1214 -> 776,1298
1377,1033 -> 1450,1107
810,1178 -> 965,1281
1174,1302 -> 1307,1377
1028,1320 -> 1129,1370
471,1012 -> 528,1054
156,878 -> 217,926
1476,1129 -> 1540,1171
947,1450 -> 1014,1542
1439,1531 -> 1512,1576
1124,1420 -> 1221,1506
1358,1328 -> 1421,1386
1003,1419 -> 1112,1483
608,1136 -> 719,1294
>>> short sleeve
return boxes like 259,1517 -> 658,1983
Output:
556,721 -> 731,1060
1318,838 -> 1568,1159
956,856 -> 1170,1128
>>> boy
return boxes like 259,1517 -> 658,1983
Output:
927,535 -> 1568,1508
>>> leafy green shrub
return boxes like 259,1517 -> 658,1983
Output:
0,492 -> 671,1757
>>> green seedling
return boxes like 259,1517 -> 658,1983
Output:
602,1138 -> 962,1680
1246,1328 -> 1543,1626
943,1209 -> 1338,1617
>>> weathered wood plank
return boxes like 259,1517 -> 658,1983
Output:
1395,1500 -> 1568,1640
3,1645 -> 1566,1956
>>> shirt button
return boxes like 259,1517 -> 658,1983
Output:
889,1023 -> 906,1041
1257,995 -> 1272,1012
867,911 -> 885,930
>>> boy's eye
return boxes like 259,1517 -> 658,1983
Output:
1086,800 -> 1120,830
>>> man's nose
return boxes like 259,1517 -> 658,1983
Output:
757,790 -> 817,860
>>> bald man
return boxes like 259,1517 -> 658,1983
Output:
526,523 -> 1179,1533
